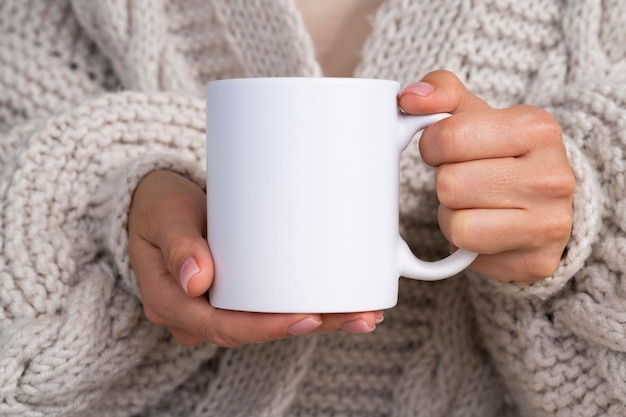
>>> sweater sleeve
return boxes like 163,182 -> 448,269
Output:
0,3 -> 224,415
0,93 -> 219,417
548,81 -> 626,361
468,79 -> 626,415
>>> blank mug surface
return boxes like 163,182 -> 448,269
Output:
206,77 -> 476,313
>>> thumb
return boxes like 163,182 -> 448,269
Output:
168,237 -> 214,297
140,171 -> 214,297
157,200 -> 213,297
398,69 -> 490,115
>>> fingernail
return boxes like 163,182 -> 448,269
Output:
340,319 -> 376,334
375,311 -> 385,324
179,256 -> 200,293
287,317 -> 322,336
401,81 -> 435,97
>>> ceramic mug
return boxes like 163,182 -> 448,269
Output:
205,77 -> 477,313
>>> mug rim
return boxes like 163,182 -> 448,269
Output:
206,77 -> 400,89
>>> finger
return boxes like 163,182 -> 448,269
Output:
135,247 -> 323,346
137,239 -> 381,342
469,248 -> 564,284
435,158 -> 521,210
438,206 -> 572,255
202,310 -> 386,344
398,69 -> 490,115
130,232 -> 215,329
434,156 -> 573,210
135,243 -> 325,345
419,105 -> 560,167
436,154 -> 574,210
313,311 -> 382,334
203,310 -> 385,343
205,309 -> 322,347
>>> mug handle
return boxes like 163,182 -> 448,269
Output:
395,112 -> 478,280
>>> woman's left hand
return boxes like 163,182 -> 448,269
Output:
399,70 -> 576,284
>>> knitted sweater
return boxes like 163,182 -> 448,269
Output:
1,0 -> 625,416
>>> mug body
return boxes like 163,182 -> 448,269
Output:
206,78 -> 402,313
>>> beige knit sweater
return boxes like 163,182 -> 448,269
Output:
1,1 -> 625,416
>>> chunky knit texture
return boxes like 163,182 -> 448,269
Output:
1,0 -> 625,416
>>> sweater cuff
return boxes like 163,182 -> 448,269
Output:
476,133 -> 602,300
92,155 -> 206,299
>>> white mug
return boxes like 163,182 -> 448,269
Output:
205,77 -> 477,313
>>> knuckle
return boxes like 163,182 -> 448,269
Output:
447,210 -> 479,251
435,165 -> 461,207
166,235 -> 193,261
437,118 -> 468,161
538,109 -> 563,139
526,254 -> 561,280
545,119 -> 563,143
164,234 -> 204,275
512,249 -> 562,282
143,306 -> 167,328
555,169 -> 577,198
172,331 -> 202,347
544,208 -> 574,244
157,190 -> 201,221
524,206 -> 571,248
429,69 -> 461,85
201,322 -> 241,348
536,168 -> 576,200
210,333 -> 241,349
519,105 -> 563,144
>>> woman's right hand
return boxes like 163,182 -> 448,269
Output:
128,170 -> 383,347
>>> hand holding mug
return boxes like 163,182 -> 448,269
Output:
399,70 -> 575,284
128,170 -> 383,347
